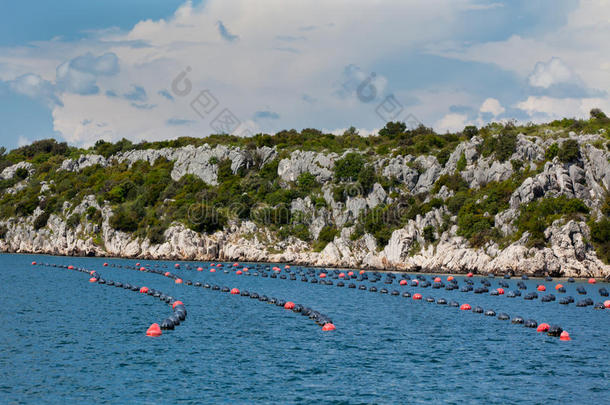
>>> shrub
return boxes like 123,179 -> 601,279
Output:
515,197 -> 589,247
334,153 -> 365,181
147,225 -> 167,244
558,139 -> 580,163
589,217 -> 610,264
15,167 -> 29,180
296,172 -> 318,193
66,214 -> 81,229
33,211 -> 50,230
109,207 -> 139,232
187,203 -> 227,233
357,165 -> 376,194
545,143 -> 559,160
423,225 -> 436,243
378,121 -> 406,139
463,126 -> 478,138
314,225 -> 338,251
432,173 -> 468,194
456,152 -> 467,171
0,225 -> 7,239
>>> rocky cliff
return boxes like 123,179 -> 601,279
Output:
1,129 -> 609,279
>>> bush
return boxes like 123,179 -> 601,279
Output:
33,211 -> 50,230
66,214 -> 81,229
456,152 -> 467,171
296,172 -> 318,193
589,217 -> 610,264
0,225 -> 7,239
379,121 -> 407,139
515,197 -> 589,247
15,167 -> 29,180
314,225 -> 338,251
187,203 -> 227,233
334,153 -> 365,181
147,225 -> 167,244
463,126 -> 478,138
423,225 -> 436,243
109,207 -> 139,232
357,165 -> 376,194
432,173 -> 468,194
545,143 -> 559,160
558,139 -> 580,163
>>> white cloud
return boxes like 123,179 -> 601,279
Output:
515,95 -> 610,120
434,113 -> 468,133
528,57 -> 576,88
479,97 -> 505,116
9,73 -> 62,107
0,0 -> 481,145
18,136 -> 30,147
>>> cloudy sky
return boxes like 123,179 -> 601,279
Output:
0,0 -> 609,149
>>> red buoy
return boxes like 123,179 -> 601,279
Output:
447,276 -> 454,281
413,293 -> 422,300
216,263 -> 222,267
497,288 -> 505,295
537,285 -> 546,292
31,261 -> 37,265
90,270 -> 95,275
412,279 -> 419,285
348,271 -> 354,277
285,265 -> 290,269
467,272 -> 473,277
172,301 -> 184,309
434,277 -> 441,283
242,267 -> 249,272
339,273 -> 345,278
604,300 -> 610,309
284,301 -> 295,310
537,323 -> 550,332
230,288 -> 240,295
210,268 -> 216,273
588,278 -> 596,284
210,263 -> 215,266
146,323 -> 162,337
319,273 -> 327,278
233,263 -> 239,267
175,278 -> 183,284
555,284 -> 563,290
175,263 -> 180,268
139,286 -> 149,294
399,279 -> 407,285
560,331 -> 571,341
197,267 -> 203,271
322,323 -> 336,331
140,267 -> 146,271
136,262 -> 140,267
460,303 -> 471,310
164,272 -> 170,277
89,277 -> 97,283
236,270 -> 242,275
68,265 -> 74,270
359,270 -> 365,275
103,262 -> 108,267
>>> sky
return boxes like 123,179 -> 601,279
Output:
0,0 -> 609,150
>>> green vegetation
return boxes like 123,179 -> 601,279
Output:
514,196 -> 589,248
0,111 -> 608,260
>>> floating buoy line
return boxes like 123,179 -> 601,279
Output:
31,260 -> 608,340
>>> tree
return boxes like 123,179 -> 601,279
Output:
334,152 -> 365,181
558,139 -> 580,163
379,121 -> 407,139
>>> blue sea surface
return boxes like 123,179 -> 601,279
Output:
0,253 -> 608,404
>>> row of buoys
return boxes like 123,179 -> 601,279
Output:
92,261 -> 335,331
194,263 -> 574,340
32,261 -> 185,337
205,263 -> 610,311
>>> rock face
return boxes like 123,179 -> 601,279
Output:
1,132 -> 609,279
59,145 -> 276,185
